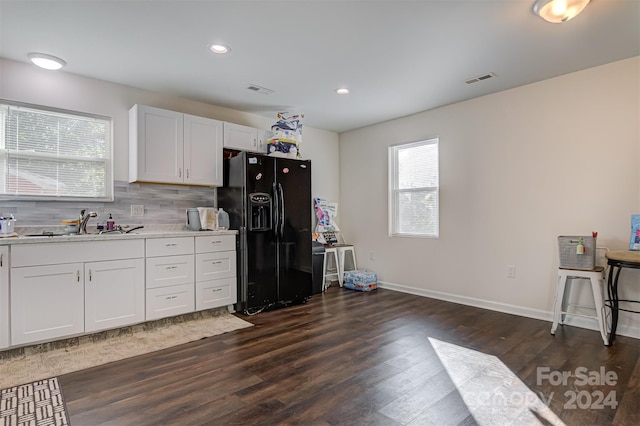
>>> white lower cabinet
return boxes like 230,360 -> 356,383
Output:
85,258 -> 145,333
145,237 -> 195,320
0,246 -> 8,349
3,232 -> 236,349
11,263 -> 85,346
10,240 -> 145,346
195,235 -> 237,310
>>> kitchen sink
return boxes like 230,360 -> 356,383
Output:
23,226 -> 144,238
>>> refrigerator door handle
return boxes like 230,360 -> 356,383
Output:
238,227 -> 249,312
278,182 -> 285,238
272,182 -> 280,238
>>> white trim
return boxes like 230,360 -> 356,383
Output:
378,281 -> 640,340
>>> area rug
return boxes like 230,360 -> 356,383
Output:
0,377 -> 69,426
0,312 -> 253,390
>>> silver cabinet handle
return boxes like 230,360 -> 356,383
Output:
178,168 -> 182,178
165,243 -> 177,247
0,253 -> 3,267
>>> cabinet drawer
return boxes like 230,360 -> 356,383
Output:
196,277 -> 237,311
146,255 -> 195,289
146,283 -> 195,321
146,237 -> 194,257
12,239 -> 144,267
195,235 -> 235,253
196,251 -> 236,282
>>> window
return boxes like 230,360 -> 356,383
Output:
389,138 -> 439,237
0,100 -> 113,200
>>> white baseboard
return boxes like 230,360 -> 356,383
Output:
378,281 -> 640,341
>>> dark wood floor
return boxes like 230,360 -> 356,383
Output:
59,287 -> 639,426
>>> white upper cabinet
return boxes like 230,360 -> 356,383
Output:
129,105 -> 223,186
223,122 -> 269,154
184,114 -> 223,185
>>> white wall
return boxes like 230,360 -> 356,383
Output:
339,57 -> 640,338
0,58 -> 340,206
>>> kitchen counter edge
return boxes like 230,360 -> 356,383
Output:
0,229 -> 238,245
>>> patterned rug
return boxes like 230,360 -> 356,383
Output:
0,311 -> 253,389
0,378 -> 69,426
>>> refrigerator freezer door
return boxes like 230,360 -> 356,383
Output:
245,154 -> 278,309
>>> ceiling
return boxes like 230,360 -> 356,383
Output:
0,0 -> 638,133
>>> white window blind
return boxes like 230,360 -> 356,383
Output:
0,101 -> 113,200
389,138 -> 439,237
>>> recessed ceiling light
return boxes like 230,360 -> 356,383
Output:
335,88 -> 350,95
209,43 -> 231,54
27,52 -> 66,70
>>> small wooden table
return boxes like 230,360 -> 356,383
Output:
606,250 -> 640,344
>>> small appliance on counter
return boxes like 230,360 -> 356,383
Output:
186,207 -> 223,231
0,214 -> 16,236
187,208 -> 203,231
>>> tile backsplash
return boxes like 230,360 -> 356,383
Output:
1,181 -> 216,226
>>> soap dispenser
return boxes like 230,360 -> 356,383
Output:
106,214 -> 115,231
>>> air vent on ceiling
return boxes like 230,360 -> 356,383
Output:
465,72 -> 497,84
246,84 -> 274,95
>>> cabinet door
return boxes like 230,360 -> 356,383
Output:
11,263 -> 84,346
184,114 -> 223,186
129,104 -> 184,184
0,246 -> 9,349
85,258 -> 145,333
223,122 -> 258,151
257,128 -> 271,154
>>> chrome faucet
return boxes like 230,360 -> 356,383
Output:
79,209 -> 97,234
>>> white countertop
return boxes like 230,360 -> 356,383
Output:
0,224 -> 237,246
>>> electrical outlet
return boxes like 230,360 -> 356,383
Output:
131,205 -> 144,217
369,251 -> 375,261
506,265 -> 516,278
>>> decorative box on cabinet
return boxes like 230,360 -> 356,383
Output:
195,235 -> 237,311
145,237 -> 195,320
10,240 -> 145,346
129,104 -> 223,186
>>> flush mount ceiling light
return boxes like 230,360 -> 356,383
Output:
27,52 -> 66,70
334,88 -> 350,95
209,43 -> 231,54
532,0 -> 591,23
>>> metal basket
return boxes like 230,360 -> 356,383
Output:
558,236 -> 596,270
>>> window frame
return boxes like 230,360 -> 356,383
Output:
388,137 -> 440,238
0,99 -> 114,201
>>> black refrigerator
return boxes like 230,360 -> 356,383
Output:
218,152 -> 312,312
